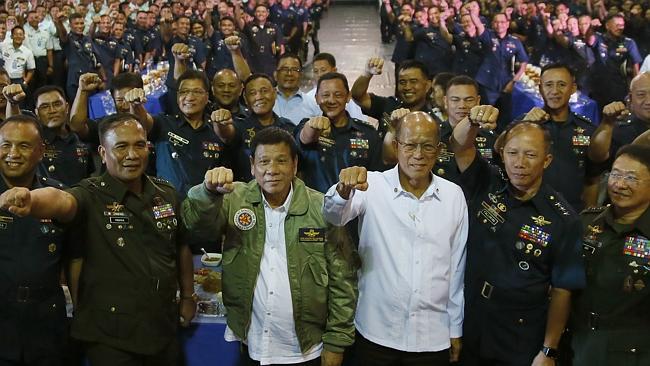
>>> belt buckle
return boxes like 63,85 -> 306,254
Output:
481,281 -> 493,299
16,286 -> 30,303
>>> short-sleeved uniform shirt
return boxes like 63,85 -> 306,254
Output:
412,25 -> 452,77
242,22 -> 283,77
452,31 -> 486,78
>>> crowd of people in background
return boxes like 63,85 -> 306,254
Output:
0,0 -> 649,365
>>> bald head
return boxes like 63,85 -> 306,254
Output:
396,111 -> 440,145
212,68 -> 243,108
629,72 -> 650,123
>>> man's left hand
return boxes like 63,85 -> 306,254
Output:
450,337 -> 462,362
321,350 -> 344,366
531,351 -> 555,366
179,298 -> 196,327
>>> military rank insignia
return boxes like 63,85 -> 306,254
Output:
623,235 -> 650,259
234,208 -> 256,230
299,228 -> 325,243
0,215 -> 12,229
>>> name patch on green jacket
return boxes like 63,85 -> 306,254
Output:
299,228 -> 325,243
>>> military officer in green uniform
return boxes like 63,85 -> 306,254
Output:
182,127 -> 357,366
0,113 -> 195,366
572,144 -> 650,366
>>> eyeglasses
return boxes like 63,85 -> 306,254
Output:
609,171 -> 647,186
36,101 -> 65,111
396,140 -> 438,154
178,89 -> 207,97
277,67 -> 302,74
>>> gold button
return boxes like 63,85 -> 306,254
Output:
631,348 -> 636,353
48,165 -> 56,172
52,303 -> 56,308
110,306 -> 116,312
436,168 -> 445,175
518,318 -> 524,324
117,237 -> 125,247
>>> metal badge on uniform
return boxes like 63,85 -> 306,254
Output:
437,142 -> 454,163
623,235 -> 650,259
116,237 -> 125,247
519,261 -> 530,271
479,200 -> 506,227
299,228 -> 325,243
0,215 -> 13,229
531,216 -> 551,226
167,131 -> 189,146
48,243 -> 57,253
234,208 -> 256,230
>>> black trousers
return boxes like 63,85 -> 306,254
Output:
354,334 -> 449,366
85,340 -> 179,366
238,344 -> 321,366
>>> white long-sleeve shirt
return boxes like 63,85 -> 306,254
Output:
225,187 -> 322,365
323,166 -> 468,352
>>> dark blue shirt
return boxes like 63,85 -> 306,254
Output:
63,33 -> 99,86
38,127 -> 94,187
149,114 -> 229,198
452,31 -> 486,78
242,22 -> 283,76
231,113 -> 295,181
92,34 -> 121,83
296,116 -> 384,193
412,25 -> 452,76
475,30 -> 529,101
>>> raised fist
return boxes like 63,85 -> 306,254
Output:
0,187 -> 32,217
337,166 -> 369,200
306,116 -> 331,135
171,43 -> 191,61
204,167 -> 234,194
365,57 -> 384,76
602,101 -> 628,124
210,109 -> 233,126
224,35 -> 241,51
468,105 -> 498,130
124,88 -> 147,105
522,107 -> 550,124
78,73 -> 102,92
2,84 -> 25,104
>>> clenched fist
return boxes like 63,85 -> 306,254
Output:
172,43 -> 191,61
522,107 -> 550,124
204,167 -> 235,194
78,73 -> 102,92
337,166 -> 369,200
210,109 -> 233,126
224,35 -> 241,52
468,105 -> 498,130
365,57 -> 384,76
124,88 -> 147,105
2,84 -> 25,104
306,116 -> 331,135
602,101 -> 628,124
0,187 -> 32,217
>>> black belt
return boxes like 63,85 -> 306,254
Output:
6,285 -> 61,303
478,280 -> 550,307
